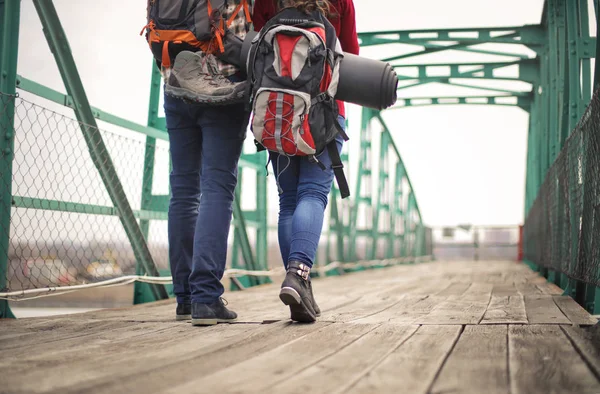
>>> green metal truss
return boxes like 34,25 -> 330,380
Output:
355,0 -> 599,313
0,0 -> 431,317
0,0 -> 20,319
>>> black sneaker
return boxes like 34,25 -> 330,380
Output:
308,279 -> 321,317
176,303 -> 191,321
279,261 -> 317,323
191,298 -> 237,326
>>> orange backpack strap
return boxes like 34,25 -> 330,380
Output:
227,0 -> 252,27
162,41 -> 171,69
214,18 -> 225,53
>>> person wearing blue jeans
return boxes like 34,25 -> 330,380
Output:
271,117 -> 345,323
165,92 -> 246,326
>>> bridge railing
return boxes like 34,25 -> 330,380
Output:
523,90 -> 600,314
0,0 -> 430,317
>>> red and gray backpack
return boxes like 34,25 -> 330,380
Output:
247,7 -> 350,198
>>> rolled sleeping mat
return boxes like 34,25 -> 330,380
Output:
335,52 -> 398,110
234,30 -> 398,110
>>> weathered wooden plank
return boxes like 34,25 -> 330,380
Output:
352,295 -> 446,324
431,325 -> 509,394
536,282 -> 564,295
4,260 -> 599,394
4,321 -> 327,393
344,325 -> 462,394
561,325 -> 600,378
435,282 -> 471,296
492,284 -> 519,297
1,321 -> 182,362
553,296 -> 598,326
516,283 -> 543,295
481,295 -> 527,324
524,295 -> 571,324
269,324 -> 419,393
0,319 -> 135,352
509,325 -> 600,394
64,321 -> 330,394
320,293 -> 404,322
416,284 -> 492,325
164,323 -> 375,394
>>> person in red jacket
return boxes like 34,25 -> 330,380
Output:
253,0 -> 359,323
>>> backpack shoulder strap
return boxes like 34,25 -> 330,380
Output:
327,141 -> 350,199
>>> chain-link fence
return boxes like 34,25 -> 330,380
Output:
1,90 -> 433,297
1,93 -> 170,293
523,91 -> 600,287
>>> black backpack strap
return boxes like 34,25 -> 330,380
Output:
334,115 -> 349,141
327,142 -> 350,199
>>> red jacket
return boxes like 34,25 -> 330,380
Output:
252,0 -> 359,117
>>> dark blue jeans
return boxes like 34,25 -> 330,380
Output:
270,116 -> 345,269
164,94 -> 246,304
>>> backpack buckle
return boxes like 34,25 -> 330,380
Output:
311,93 -> 329,106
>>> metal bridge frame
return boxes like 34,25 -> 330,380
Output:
0,0 -> 428,318
357,0 -> 599,313
3,0 -> 596,316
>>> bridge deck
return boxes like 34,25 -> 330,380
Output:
1,261 -> 599,394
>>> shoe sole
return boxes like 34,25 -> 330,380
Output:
279,287 -> 317,323
176,314 -> 191,321
191,318 -> 238,326
165,85 -> 246,106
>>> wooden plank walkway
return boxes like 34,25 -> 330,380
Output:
1,260 -> 599,394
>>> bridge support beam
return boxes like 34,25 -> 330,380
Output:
33,0 -> 168,301
0,0 -> 20,319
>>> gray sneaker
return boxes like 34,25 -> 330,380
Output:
165,51 -> 246,105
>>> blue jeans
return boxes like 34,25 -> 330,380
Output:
164,94 -> 246,304
270,117 -> 345,269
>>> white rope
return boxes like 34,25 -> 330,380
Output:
0,256 -> 433,301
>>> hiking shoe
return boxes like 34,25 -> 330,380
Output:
191,298 -> 238,326
165,51 -> 246,105
308,279 -> 321,317
176,303 -> 191,321
279,261 -> 317,323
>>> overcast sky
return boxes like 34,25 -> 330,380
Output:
16,0 -> 574,228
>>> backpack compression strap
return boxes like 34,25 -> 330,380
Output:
327,142 -> 350,199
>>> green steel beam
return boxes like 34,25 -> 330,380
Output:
359,25 -> 545,47
135,62 -> 163,304
0,0 -> 19,319
381,31 -> 534,64
375,112 -> 424,225
232,188 -> 261,287
13,196 -> 168,220
348,107 -> 373,260
394,59 -> 540,84
32,0 -> 168,300
16,75 -> 169,141
393,95 -> 532,110
416,41 -> 530,60
594,0 -> 600,90
443,81 -> 527,96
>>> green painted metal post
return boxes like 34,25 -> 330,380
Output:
256,159 -> 270,284
135,63 -> 163,304
349,107 -> 373,261
33,0 -> 168,300
594,0 -> 600,91
0,0 -> 19,319
370,129 -> 387,259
